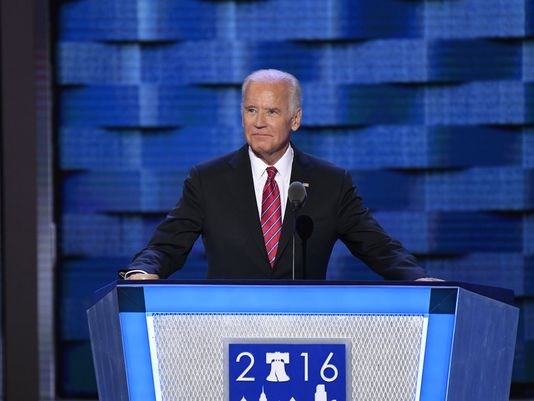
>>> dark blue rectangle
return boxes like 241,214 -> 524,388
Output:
228,342 -> 347,401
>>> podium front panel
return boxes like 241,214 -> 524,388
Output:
89,282 -> 517,401
148,313 -> 426,400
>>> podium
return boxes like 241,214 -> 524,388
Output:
88,281 -> 518,401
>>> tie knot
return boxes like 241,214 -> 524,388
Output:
266,166 -> 277,179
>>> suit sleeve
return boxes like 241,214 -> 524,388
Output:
125,166 -> 204,278
336,170 -> 426,280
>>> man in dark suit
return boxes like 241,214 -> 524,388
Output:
124,69 -> 429,281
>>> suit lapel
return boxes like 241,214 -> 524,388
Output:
227,145 -> 272,267
274,146 -> 313,268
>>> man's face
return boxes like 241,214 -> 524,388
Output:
242,81 -> 302,165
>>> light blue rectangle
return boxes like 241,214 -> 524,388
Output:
120,312 -> 157,401
143,284 -> 432,314
419,314 -> 456,401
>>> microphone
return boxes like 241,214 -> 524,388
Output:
288,181 -> 307,210
288,181 -> 307,280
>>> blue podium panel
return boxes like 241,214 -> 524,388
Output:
88,282 -> 518,401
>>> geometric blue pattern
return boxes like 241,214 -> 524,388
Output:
56,0 -> 534,396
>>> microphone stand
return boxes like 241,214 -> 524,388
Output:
291,225 -> 307,280
291,209 -> 309,280
291,230 -> 295,281
288,181 -> 307,280
291,207 -> 298,280
295,215 -> 313,280
301,223 -> 307,280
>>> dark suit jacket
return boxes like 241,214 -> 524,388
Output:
128,144 -> 426,280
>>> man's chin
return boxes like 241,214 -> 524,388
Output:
248,138 -> 271,152
249,135 -> 272,145
250,145 -> 271,158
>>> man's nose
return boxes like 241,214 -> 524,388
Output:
254,111 -> 267,127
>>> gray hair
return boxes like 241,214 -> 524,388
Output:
241,69 -> 302,116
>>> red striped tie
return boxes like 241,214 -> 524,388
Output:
261,167 -> 282,268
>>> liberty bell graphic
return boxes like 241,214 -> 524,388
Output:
265,352 -> 290,382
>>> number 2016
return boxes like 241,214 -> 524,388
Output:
235,352 -> 339,382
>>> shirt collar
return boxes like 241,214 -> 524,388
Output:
248,144 -> 294,180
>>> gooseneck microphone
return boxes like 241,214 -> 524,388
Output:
288,181 -> 307,280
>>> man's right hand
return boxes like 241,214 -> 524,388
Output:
126,273 -> 160,280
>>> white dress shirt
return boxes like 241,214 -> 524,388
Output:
248,145 -> 294,222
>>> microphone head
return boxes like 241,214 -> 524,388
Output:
288,181 -> 307,210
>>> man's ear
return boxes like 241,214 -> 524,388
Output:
291,108 -> 302,131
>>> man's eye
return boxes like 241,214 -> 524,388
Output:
246,108 -> 256,113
